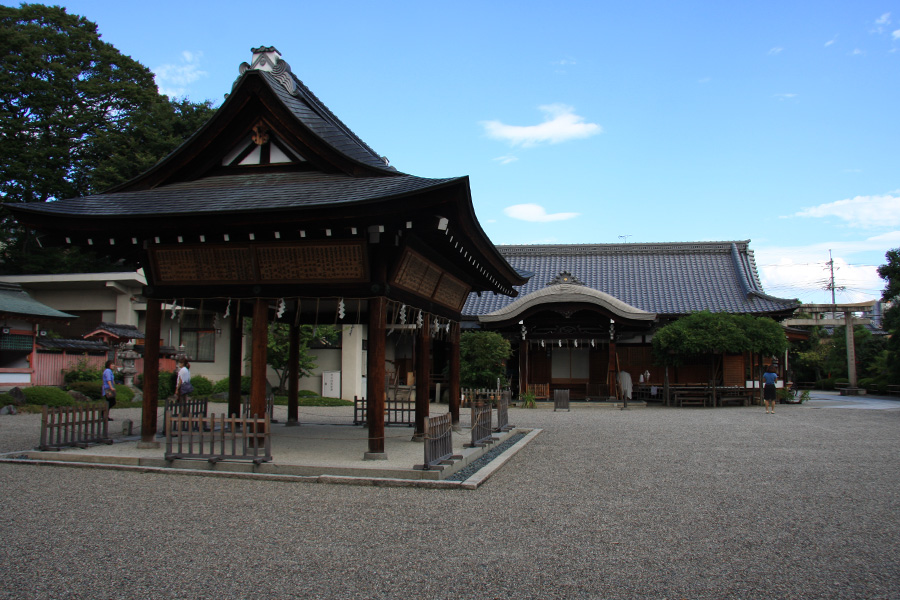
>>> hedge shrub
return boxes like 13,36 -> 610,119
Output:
22,386 -> 75,407
189,375 -> 213,396
212,376 -> 252,395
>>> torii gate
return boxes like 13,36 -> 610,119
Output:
783,301 -> 877,391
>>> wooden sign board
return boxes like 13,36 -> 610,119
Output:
150,241 -> 368,285
391,248 -> 471,311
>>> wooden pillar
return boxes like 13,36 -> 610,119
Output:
413,313 -> 431,441
139,299 -> 161,445
449,321 -> 461,429
287,321 -> 300,425
228,311 -> 242,417
845,312 -> 858,388
608,341 -> 618,399
366,296 -> 387,458
519,340 -> 528,399
249,298 -> 268,418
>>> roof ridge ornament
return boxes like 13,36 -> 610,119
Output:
547,271 -> 584,286
238,46 -> 297,95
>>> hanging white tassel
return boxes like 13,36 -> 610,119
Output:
399,303 -> 406,324
224,298 -> 231,318
276,298 -> 286,319
338,298 -> 345,320
170,300 -> 177,320
416,311 -> 423,329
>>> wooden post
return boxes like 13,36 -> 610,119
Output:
249,298 -> 268,419
845,311 -> 858,388
287,320 -> 300,425
140,299 -> 161,444
228,311 -> 242,418
365,296 -> 387,458
449,321 -> 461,430
519,339 -> 528,400
413,313 -> 431,441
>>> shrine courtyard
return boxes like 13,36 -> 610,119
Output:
1,392 -> 898,599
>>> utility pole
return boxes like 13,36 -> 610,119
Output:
823,250 -> 857,389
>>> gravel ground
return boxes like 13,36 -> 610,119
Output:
1,395 -> 899,599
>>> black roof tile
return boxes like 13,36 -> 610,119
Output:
463,241 -> 799,318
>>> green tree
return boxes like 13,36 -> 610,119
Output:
460,331 -> 511,388
259,324 -> 339,392
652,311 -> 788,366
877,248 -> 900,383
0,4 -> 216,274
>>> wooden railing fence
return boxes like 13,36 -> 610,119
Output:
163,396 -> 209,433
352,397 -> 415,426
495,390 -> 512,431
165,413 -> 271,464
554,389 -> 571,412
241,393 -> 275,420
466,403 -> 494,448
39,402 -> 112,450
422,413 -> 454,469
526,383 -> 550,399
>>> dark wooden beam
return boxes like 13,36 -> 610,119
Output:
250,298 -> 268,418
287,321 -> 300,424
414,313 -> 431,440
140,299 -> 161,443
366,295 -> 386,457
228,312 -> 242,417
449,321 -> 461,429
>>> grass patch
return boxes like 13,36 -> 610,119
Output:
273,395 -> 353,407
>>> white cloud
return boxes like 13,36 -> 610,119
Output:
850,48 -> 865,56
768,47 -> 783,55
493,155 -> 519,165
825,36 -> 837,47
153,50 -> 208,98
503,203 -> 579,222
789,194 -> 900,228
893,29 -> 900,40
481,104 -> 602,147
876,12 -> 891,25
755,233 -> 900,303
773,93 -> 797,100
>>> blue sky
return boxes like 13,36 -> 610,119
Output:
8,0 -> 899,304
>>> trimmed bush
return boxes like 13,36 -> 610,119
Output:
62,358 -> 103,384
212,376 -> 252,395
189,375 -> 213,396
136,371 -> 177,399
65,382 -> 135,404
66,380 -> 103,400
22,386 -> 75,407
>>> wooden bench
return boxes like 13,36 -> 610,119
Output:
887,385 -> 900,397
674,387 -> 712,407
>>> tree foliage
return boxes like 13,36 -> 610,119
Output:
877,247 -> 900,383
0,4 -> 216,274
652,310 -> 788,366
460,331 -> 511,388
261,324 -> 339,392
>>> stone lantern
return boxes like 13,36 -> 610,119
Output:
119,342 -> 140,388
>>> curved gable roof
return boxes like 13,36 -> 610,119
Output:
464,241 -> 799,318
479,283 -> 656,324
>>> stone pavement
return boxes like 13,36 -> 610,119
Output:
1,391 -> 898,599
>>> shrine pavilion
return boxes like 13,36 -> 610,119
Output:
7,47 -> 527,458
463,241 -> 800,400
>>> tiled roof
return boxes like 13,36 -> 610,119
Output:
38,339 -> 108,352
0,283 -> 76,320
463,241 -> 799,318
10,171 -> 460,218
260,71 -> 394,172
86,323 -> 145,340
